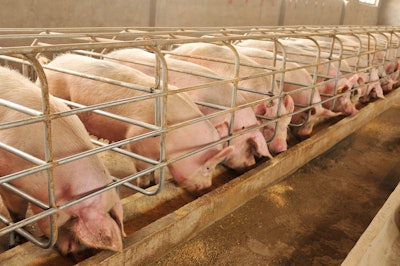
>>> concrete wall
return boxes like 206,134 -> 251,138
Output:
0,0 -> 387,28
281,0 -> 344,25
0,0 -> 152,27
342,0 -> 380,25
155,0 -> 282,27
378,0 -> 400,26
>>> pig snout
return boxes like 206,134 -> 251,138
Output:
171,146 -> 234,192
293,126 -> 313,140
268,137 -> 288,155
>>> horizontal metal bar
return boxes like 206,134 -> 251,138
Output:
0,25 -> 399,252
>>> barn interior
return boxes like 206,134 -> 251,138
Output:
0,1 -> 399,265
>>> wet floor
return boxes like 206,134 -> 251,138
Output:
151,105 -> 400,266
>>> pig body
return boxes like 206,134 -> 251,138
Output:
237,39 -> 370,105
294,36 -> 387,101
106,48 -> 272,167
44,54 -> 233,192
234,46 -> 350,136
167,42 -> 295,150
334,33 -> 399,90
0,66 -> 124,256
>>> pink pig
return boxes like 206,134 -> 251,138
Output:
337,34 -> 400,92
0,66 -> 125,257
237,40 -> 359,114
234,45 -> 351,137
44,54 -> 233,192
167,42 -> 294,153
105,48 -> 272,169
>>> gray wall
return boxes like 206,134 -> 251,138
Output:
281,0 -> 344,25
378,0 -> 400,26
343,0 -> 380,25
0,0 -> 387,28
155,0 -> 281,27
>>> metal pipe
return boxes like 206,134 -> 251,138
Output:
0,26 -> 399,252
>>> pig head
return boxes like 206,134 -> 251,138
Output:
0,66 -> 124,257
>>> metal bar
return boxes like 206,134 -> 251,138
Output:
0,26 -> 399,254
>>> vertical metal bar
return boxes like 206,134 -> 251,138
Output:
222,42 -> 239,148
329,36 -> 344,111
23,54 -> 58,249
269,39 -> 285,137
145,45 -> 168,194
308,37 -> 321,121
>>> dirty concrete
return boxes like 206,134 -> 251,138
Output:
151,105 -> 400,266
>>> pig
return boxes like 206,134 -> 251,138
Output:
169,42 -> 340,138
310,36 -> 391,99
44,54 -> 233,192
0,66 -> 125,257
380,62 -> 399,91
105,48 -> 273,167
166,42 -> 295,150
237,39 -> 370,105
369,49 -> 399,92
234,45 -> 355,126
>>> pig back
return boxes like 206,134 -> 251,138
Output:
0,65 -> 115,202
45,54 -> 217,139
0,66 -> 95,170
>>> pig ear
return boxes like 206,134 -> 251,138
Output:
109,200 -> 126,237
208,146 -> 234,166
357,73 -> 369,85
385,61 -> 399,74
74,209 -> 124,252
283,95 -> 295,112
254,103 -> 266,116
348,74 -> 361,87
336,82 -> 350,94
215,120 -> 230,138
248,134 -> 272,159
322,108 -> 342,117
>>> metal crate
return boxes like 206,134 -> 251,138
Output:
0,25 -> 399,252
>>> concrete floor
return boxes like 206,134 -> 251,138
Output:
150,105 -> 400,265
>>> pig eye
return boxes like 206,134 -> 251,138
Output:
202,166 -> 211,176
